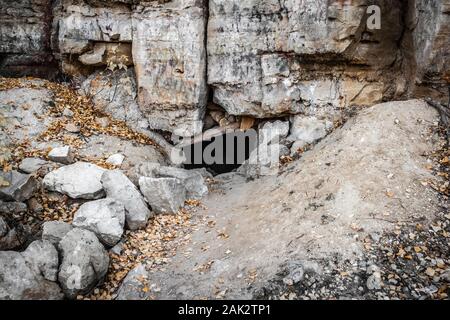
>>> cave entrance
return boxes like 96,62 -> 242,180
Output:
182,130 -> 258,176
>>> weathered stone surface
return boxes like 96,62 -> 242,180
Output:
0,216 -> 22,251
0,241 -> 63,300
0,0 -> 57,78
288,116 -> 333,150
0,217 -> 7,237
154,166 -> 208,200
0,87 -> 54,142
0,171 -> 39,202
72,198 -> 126,246
19,158 -> 49,174
0,200 -> 27,215
48,146 -> 74,165
80,69 -> 150,132
78,134 -> 167,184
58,228 -> 109,299
21,240 -> 60,282
106,154 -> 125,167
258,121 -> 290,145
409,0 -> 450,87
139,177 -> 186,214
101,170 -> 152,230
132,0 -> 207,136
42,221 -> 73,246
207,0 -> 404,118
116,264 -> 151,300
43,162 -> 106,200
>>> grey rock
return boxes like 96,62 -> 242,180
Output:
239,144 -> 289,179
63,108 -> 74,117
139,177 -> 186,214
282,265 -> 305,286
0,171 -> 39,202
259,121 -> 290,145
106,154 -> 125,167
48,146 -> 74,165
366,266 -> 383,291
288,116 -> 333,150
43,162 -> 106,200
19,158 -> 49,174
0,227 -> 21,251
64,123 -> 80,133
21,240 -> 60,282
58,228 -> 109,299
42,221 -> 73,246
72,198 -> 125,247
129,162 -> 161,185
0,217 -> 7,237
366,273 -> 383,290
0,88 -> 54,142
80,68 -> 149,133
110,241 -> 124,256
207,1 -> 403,118
28,197 -> 43,213
116,264 -> 151,300
154,166 -> 208,200
101,170 -> 152,231
0,242 -> 63,300
133,1 -> 207,137
0,200 -> 27,215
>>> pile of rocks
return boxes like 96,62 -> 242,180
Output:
0,155 -> 209,299
236,116 -> 333,178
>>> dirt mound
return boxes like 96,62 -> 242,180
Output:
139,100 -> 445,299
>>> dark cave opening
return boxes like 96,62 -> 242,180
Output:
182,130 -> 258,176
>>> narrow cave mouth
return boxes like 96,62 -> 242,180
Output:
182,130 -> 258,176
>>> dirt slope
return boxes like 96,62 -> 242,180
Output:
141,100 -> 444,299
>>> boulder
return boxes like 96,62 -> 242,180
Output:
42,221 -> 73,246
116,264 -> 151,300
0,171 -> 39,202
43,162 -> 106,200
58,228 -> 109,299
139,177 -> 186,214
101,170 -> 152,230
72,198 -> 125,247
48,146 -> 74,164
0,241 -> 63,300
21,240 -> 60,282
154,166 -> 208,200
19,158 -> 49,174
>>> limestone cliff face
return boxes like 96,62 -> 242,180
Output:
0,0 -> 448,136
0,0 -> 57,78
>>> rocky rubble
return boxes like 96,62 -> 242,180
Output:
0,240 -> 63,300
0,0 -> 449,303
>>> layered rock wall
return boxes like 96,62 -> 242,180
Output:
0,0 -> 448,136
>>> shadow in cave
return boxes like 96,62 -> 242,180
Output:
182,130 -> 258,176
